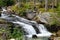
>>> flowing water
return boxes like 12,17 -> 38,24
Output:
0,8 -> 52,40
12,21 -> 36,35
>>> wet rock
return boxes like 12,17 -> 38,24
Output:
32,35 -> 37,38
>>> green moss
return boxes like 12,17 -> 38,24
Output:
39,8 -> 45,12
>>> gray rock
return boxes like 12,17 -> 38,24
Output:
38,12 -> 51,24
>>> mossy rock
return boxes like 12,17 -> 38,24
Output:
0,19 -> 7,24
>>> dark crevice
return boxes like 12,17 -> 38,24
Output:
0,13 -> 1,17
32,25 -> 40,34
32,35 -> 37,38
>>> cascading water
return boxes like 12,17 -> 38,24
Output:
12,21 -> 36,35
39,24 -> 50,33
0,8 -> 52,40
36,24 -> 52,37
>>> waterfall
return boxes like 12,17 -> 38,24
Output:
38,24 -> 52,36
2,7 -> 7,12
0,8 -> 52,38
12,21 -> 36,35
39,24 -> 49,33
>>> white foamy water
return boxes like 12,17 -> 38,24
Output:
12,21 -> 36,35
38,24 -> 52,36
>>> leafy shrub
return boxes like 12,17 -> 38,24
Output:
8,24 -> 24,40
0,0 -> 15,7
11,3 -> 31,16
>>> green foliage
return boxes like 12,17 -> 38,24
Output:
48,9 -> 55,12
11,27 -> 23,38
49,12 -> 60,26
4,0 -> 15,6
22,0 -> 26,3
0,22 -> 23,40
0,27 -> 6,34
48,3 -> 60,26
8,24 -> 23,40
0,0 -> 15,7
56,4 -> 60,18
0,0 -> 6,7
11,3 -> 31,16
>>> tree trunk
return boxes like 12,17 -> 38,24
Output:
52,0 -> 54,9
45,0 -> 48,11
34,0 -> 36,6
55,0 -> 58,6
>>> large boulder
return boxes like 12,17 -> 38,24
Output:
38,12 -> 52,24
26,10 -> 36,20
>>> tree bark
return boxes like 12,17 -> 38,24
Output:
45,0 -> 48,11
